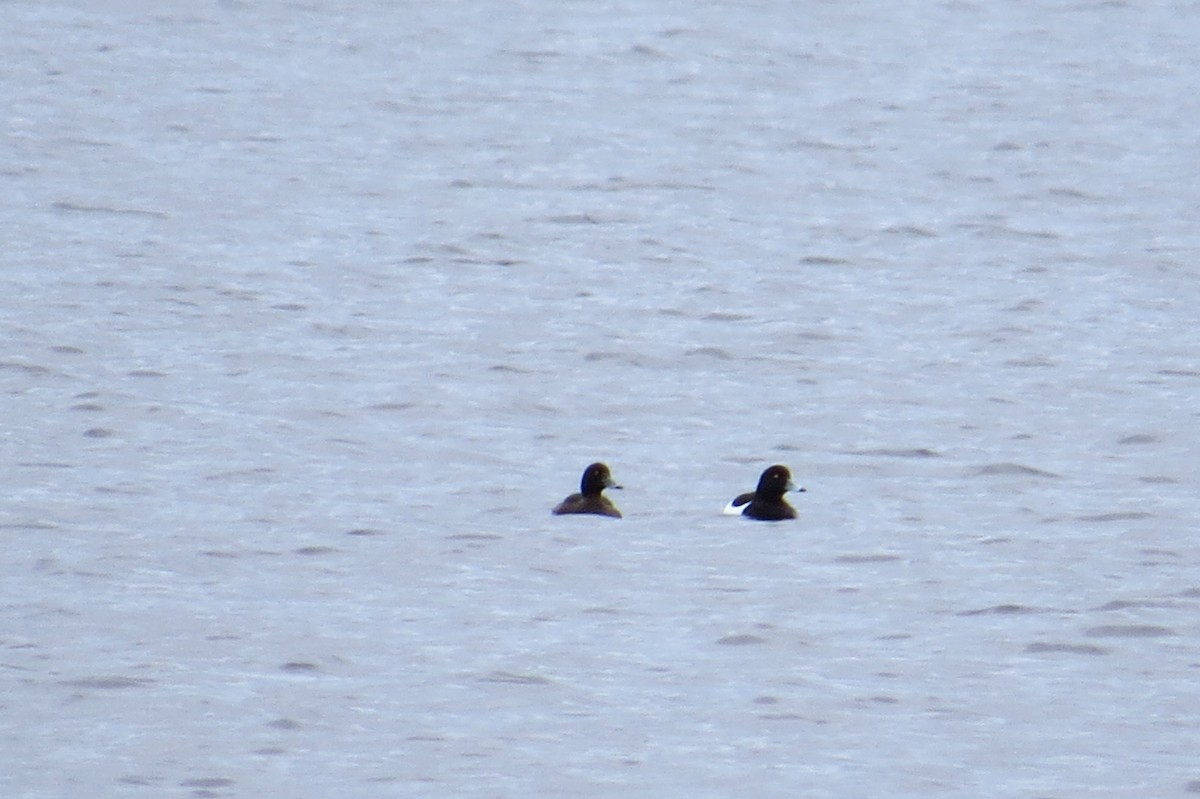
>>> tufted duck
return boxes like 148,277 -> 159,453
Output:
553,462 -> 623,518
723,464 -> 803,521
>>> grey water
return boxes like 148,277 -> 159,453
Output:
4,1 -> 1200,796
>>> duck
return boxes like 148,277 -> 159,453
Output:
553,462 -> 623,518
723,464 -> 803,521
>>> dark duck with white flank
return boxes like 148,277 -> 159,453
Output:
724,464 -> 803,521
